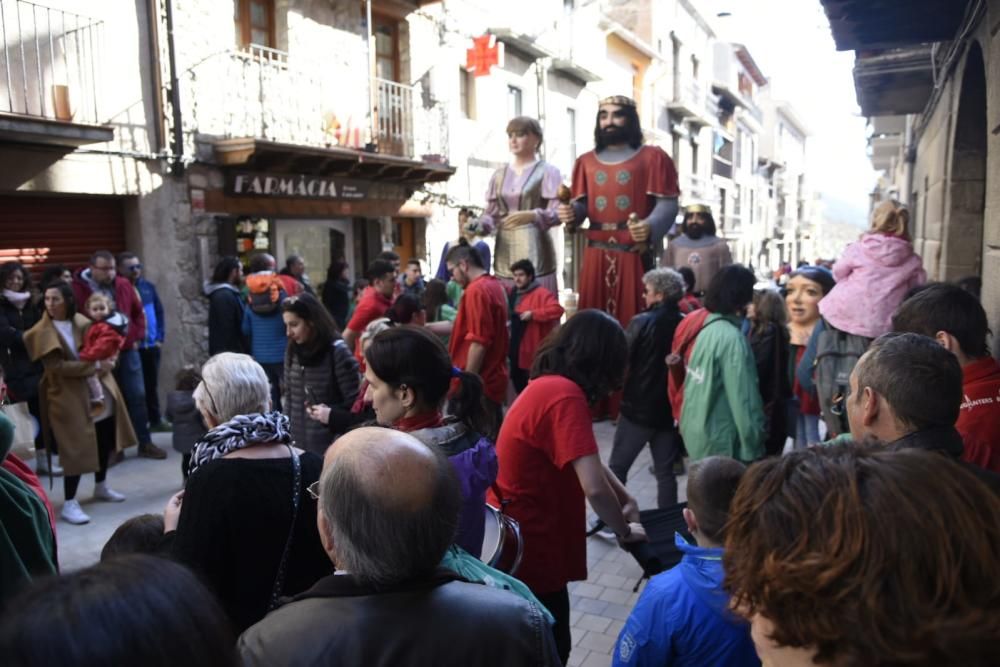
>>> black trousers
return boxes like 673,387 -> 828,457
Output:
64,417 -> 115,500
536,587 -> 571,665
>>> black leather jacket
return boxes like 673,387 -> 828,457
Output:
238,569 -> 560,667
620,301 -> 683,428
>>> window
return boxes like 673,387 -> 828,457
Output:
372,14 -> 400,82
563,0 -> 574,12
235,0 -> 275,48
691,55 -> 699,80
459,68 -> 476,119
507,85 -> 522,117
690,138 -> 698,174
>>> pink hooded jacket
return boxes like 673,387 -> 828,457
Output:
819,233 -> 926,339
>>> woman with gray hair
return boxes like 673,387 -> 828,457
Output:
609,268 -> 686,508
161,353 -> 331,633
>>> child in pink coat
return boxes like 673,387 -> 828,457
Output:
819,201 -> 926,339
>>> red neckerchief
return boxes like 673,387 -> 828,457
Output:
393,411 -> 444,432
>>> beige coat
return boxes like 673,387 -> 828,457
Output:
23,312 -> 137,476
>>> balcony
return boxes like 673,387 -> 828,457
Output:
667,76 -> 712,127
187,46 -> 451,178
0,0 -> 112,146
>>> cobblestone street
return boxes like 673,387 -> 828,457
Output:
51,422 -> 681,664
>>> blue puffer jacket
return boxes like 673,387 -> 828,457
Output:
613,534 -> 759,667
241,308 -> 287,364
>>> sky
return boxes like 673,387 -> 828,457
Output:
706,0 -> 878,226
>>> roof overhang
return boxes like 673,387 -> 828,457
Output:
732,44 -> 768,86
491,29 -> 554,61
0,113 -> 114,148
820,0 -> 972,52
853,45 -> 934,116
212,138 -> 454,184
549,58 -> 602,84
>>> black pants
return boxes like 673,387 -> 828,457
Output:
139,346 -> 162,425
510,363 -> 529,395
536,587 -> 571,665
64,417 -> 115,500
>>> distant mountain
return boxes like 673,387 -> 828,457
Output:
817,193 -> 868,229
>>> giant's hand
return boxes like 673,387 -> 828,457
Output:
557,203 -> 575,226
628,218 -> 651,243
500,211 -> 537,230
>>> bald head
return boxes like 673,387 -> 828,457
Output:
318,427 -> 460,585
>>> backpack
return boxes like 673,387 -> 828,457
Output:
813,319 -> 870,436
246,273 -> 288,316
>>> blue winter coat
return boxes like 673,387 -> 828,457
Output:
241,308 -> 287,364
136,278 -> 164,348
613,534 -> 759,667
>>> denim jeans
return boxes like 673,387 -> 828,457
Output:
113,348 -> 151,444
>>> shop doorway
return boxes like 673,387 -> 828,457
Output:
391,217 -> 416,264
275,219 -> 353,295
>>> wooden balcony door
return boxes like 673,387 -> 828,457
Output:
235,0 -> 275,48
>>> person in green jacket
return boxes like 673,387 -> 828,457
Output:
679,265 -> 765,462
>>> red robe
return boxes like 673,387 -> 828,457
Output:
571,145 -> 680,327
510,286 -> 564,371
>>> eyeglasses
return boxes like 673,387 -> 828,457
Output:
307,481 -> 320,500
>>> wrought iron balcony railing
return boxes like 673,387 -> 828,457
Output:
0,0 -> 104,124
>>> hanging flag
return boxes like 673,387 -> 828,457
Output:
466,34 -> 502,77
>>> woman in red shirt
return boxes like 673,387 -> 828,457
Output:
489,309 -> 647,664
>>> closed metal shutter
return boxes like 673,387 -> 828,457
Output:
0,195 -> 126,279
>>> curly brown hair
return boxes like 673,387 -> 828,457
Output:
723,443 -> 1000,666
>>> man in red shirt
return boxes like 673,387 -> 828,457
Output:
892,283 -> 1000,473
446,241 -> 509,426
342,259 -> 396,362
508,259 -> 564,394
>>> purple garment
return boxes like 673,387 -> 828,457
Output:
478,161 -> 563,235
408,423 -> 498,556
435,240 -> 492,281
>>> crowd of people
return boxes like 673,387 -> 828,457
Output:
0,96 -> 998,667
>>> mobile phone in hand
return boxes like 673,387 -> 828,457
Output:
304,386 -> 317,407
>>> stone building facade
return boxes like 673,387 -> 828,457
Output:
821,0 -> 1000,344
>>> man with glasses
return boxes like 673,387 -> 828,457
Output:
845,332 -> 999,492
118,252 -> 168,433
72,250 -> 166,460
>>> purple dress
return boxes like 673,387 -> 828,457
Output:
478,161 -> 563,296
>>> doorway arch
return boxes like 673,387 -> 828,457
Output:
943,42 -> 986,279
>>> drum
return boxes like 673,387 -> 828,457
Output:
480,504 -> 523,575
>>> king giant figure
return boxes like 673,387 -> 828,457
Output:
558,96 -> 680,326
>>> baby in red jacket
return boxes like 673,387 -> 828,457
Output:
79,293 -> 129,415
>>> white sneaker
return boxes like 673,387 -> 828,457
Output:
61,499 -> 91,525
94,482 -> 126,503
36,453 -> 64,476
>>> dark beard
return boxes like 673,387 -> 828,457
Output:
686,225 -> 704,240
601,125 -> 628,145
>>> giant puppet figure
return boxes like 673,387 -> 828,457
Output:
470,116 -> 563,295
558,96 -> 680,326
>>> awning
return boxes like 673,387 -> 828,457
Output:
820,0 -> 972,52
853,46 -> 935,116
212,138 -> 455,185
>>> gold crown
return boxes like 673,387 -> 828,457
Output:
684,204 -> 712,215
599,95 -> 637,108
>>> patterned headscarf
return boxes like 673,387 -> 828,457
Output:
188,411 -> 291,476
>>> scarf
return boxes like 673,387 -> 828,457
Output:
188,411 -> 291,476
2,290 -> 30,308
393,410 -> 444,433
